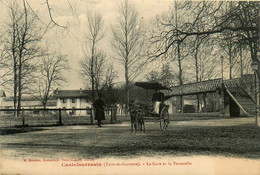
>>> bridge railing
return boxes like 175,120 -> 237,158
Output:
170,79 -> 221,96
240,75 -> 255,102
169,75 -> 256,97
223,78 -> 241,88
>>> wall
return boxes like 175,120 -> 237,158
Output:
56,97 -> 92,116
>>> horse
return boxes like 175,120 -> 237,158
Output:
129,101 -> 145,133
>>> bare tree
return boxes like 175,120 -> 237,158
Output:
219,2 -> 240,80
149,1 -> 188,112
36,52 -> 68,109
149,1 -> 258,115
93,51 -> 106,92
111,0 -> 144,108
234,48 -> 252,77
100,63 -> 118,106
151,1 -> 258,67
3,0 -> 43,116
80,49 -> 106,94
100,63 -> 118,91
80,10 -> 105,101
186,35 -> 217,111
0,22 -> 13,87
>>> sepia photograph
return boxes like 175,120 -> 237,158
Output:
0,0 -> 259,174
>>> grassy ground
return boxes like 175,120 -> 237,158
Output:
125,124 -> 260,159
79,123 -> 260,159
0,127 -> 46,135
0,116 -> 259,159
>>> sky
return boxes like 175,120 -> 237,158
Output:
2,0 -> 173,90
53,0 -> 173,90
56,0 -> 173,90
1,0 -> 247,91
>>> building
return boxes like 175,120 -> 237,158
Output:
0,96 -> 57,109
0,89 -> 92,116
0,91 -> 56,116
0,93 -> 56,110
52,89 -> 92,116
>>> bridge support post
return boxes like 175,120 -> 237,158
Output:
180,96 -> 183,113
219,84 -> 226,117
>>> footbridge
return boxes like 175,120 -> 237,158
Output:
167,74 -> 256,117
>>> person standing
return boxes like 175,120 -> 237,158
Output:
93,93 -> 106,127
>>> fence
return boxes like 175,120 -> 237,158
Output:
0,107 -> 117,127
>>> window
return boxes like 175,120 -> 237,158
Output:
62,98 -> 66,103
72,98 -> 76,103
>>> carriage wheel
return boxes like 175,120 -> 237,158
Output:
160,107 -> 169,131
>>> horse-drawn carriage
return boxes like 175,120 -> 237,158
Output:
131,82 -> 172,131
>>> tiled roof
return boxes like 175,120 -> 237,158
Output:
1,98 -> 56,107
53,89 -> 91,98
4,96 -> 55,102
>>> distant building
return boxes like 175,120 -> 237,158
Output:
52,89 -> 92,116
0,88 -> 92,116
0,92 -> 56,112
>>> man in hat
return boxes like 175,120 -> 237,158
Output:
93,93 -> 106,127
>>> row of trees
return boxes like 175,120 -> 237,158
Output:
0,0 -> 68,116
98,0 -> 257,112
79,0 -> 145,108
144,1 -> 258,112
0,0 -> 258,115
148,1 -> 258,79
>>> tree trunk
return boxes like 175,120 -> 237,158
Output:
240,48 -> 243,78
12,20 -> 17,117
13,58 -> 17,117
17,57 -> 22,117
42,97 -> 47,117
195,45 -> 200,112
91,42 -> 95,102
177,42 -> 183,113
229,41 -> 232,79
175,2 -> 184,113
125,63 -> 129,111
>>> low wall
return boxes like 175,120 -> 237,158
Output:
0,108 -> 117,127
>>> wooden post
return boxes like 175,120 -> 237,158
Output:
110,108 -> 113,123
203,93 -> 207,112
219,83 -> 226,117
86,107 -> 88,123
197,94 -> 200,113
114,107 -> 117,121
59,108 -> 62,125
180,95 -> 183,113
22,108 -> 25,126
90,108 -> 93,125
